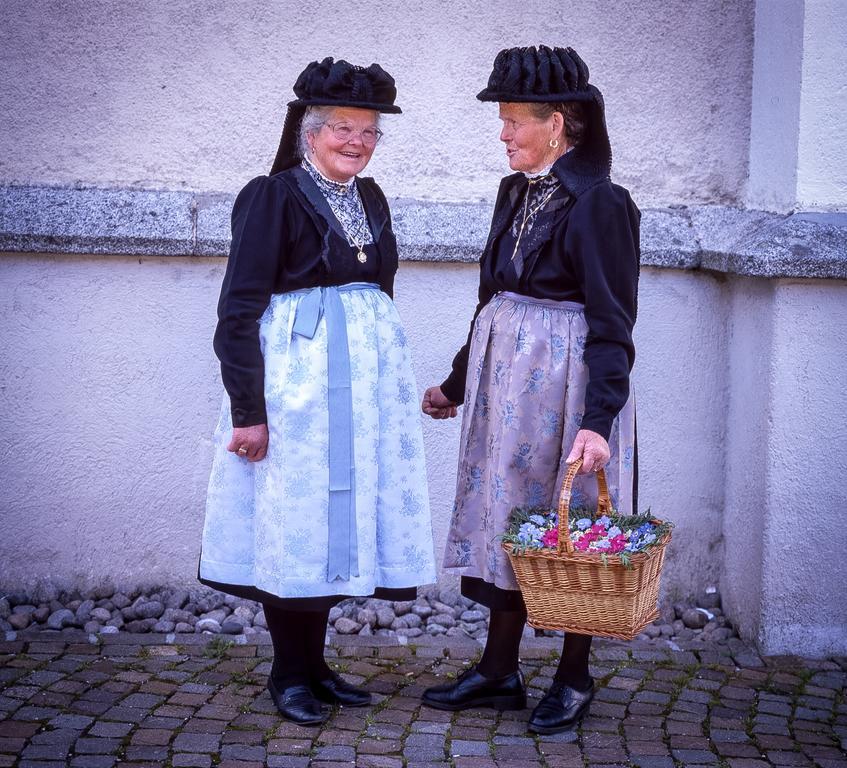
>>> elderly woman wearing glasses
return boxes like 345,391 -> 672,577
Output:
421,46 -> 639,734
199,57 -> 436,725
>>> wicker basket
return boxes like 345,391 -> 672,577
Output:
502,458 -> 671,640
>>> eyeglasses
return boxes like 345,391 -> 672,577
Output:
324,122 -> 384,146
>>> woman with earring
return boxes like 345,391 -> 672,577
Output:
200,57 -> 436,726
421,45 -> 639,734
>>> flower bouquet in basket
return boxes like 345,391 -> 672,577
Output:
500,458 -> 673,640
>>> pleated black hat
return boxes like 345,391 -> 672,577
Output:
271,57 -> 401,175
479,46 -> 613,189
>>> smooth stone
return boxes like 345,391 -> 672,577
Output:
106,615 -> 124,628
357,608 -> 377,627
165,590 -> 189,609
33,605 -> 50,623
682,608 -> 708,629
90,607 -> 112,622
643,624 -> 662,639
430,613 -> 456,628
111,593 -> 131,609
0,598 -> 10,619
426,623 -> 447,635
328,606 -> 343,623
154,619 -> 176,633
83,621 -> 101,634
12,604 -> 36,614
124,618 -> 157,633
196,618 -> 222,634
8,612 -> 31,630
47,609 -> 75,630
175,622 -> 194,633
220,617 -> 247,634
100,625 -> 119,634
460,610 -> 486,623
334,617 -> 361,634
393,600 -> 415,616
395,627 -> 423,638
411,605 -> 433,619
253,610 -> 267,629
75,599 -> 95,623
376,607 -> 395,628
134,600 -> 165,620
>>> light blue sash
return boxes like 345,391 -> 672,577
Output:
290,282 -> 379,582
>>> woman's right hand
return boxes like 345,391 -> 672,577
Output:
227,424 -> 269,462
421,386 -> 458,420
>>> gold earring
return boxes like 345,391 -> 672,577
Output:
549,138 -> 560,149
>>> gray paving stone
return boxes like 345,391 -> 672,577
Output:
450,739 -> 489,756
172,732 -> 221,752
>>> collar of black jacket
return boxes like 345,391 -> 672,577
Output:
550,142 -> 610,198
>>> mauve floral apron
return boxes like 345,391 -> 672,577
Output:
443,291 -> 635,591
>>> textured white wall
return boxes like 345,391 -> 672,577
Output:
721,279 -> 773,643
796,0 -> 847,209
761,281 -> 847,655
746,0 -> 804,211
0,0 -> 753,207
1,255 -> 729,604
721,278 -> 847,657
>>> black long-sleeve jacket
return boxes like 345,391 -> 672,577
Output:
214,166 -> 397,427
440,155 -> 640,440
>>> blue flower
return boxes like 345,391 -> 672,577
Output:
597,515 -> 612,527
517,522 -> 543,546
608,526 -> 622,538
576,518 -> 592,531
529,514 -> 546,526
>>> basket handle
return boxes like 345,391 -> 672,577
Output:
556,458 -> 612,555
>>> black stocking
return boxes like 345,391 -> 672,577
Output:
476,607 -> 527,679
263,604 -> 308,688
302,608 -> 332,682
554,632 -> 593,691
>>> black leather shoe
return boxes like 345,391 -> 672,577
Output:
267,677 -> 328,725
311,671 -> 372,707
527,679 -> 594,734
422,665 -> 526,711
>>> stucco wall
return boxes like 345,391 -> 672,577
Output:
0,0 -> 753,207
761,281 -> 847,655
1,255 -> 726,605
721,277 -> 847,657
796,0 -> 847,209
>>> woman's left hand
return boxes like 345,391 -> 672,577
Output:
565,429 -> 610,474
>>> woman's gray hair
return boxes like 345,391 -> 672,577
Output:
298,106 -> 333,159
297,106 -> 382,158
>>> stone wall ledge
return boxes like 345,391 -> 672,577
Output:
1,184 -> 845,280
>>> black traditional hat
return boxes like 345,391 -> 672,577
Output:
478,45 -> 612,191
271,57 -> 401,175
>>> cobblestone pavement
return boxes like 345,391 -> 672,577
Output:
0,632 -> 844,768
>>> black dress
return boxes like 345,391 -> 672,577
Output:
200,165 -> 417,610
440,153 -> 640,610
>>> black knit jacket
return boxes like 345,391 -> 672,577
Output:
214,166 -> 397,428
440,151 -> 640,440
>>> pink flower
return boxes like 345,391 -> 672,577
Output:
573,538 -> 590,552
541,528 -> 558,548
